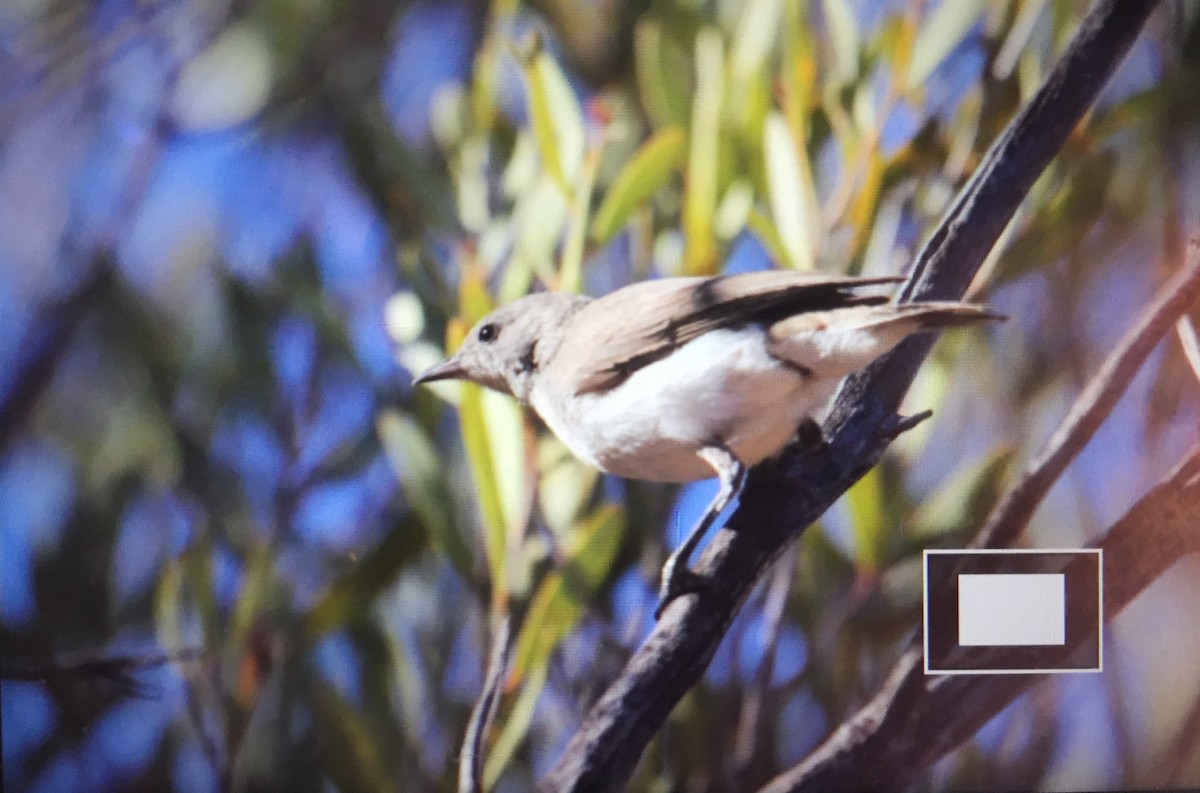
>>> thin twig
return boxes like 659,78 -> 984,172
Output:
970,241 -> 1200,552
1177,316 -> 1200,384
181,658 -> 227,793
730,545 -> 797,789
2,647 -> 208,698
460,613 -> 514,793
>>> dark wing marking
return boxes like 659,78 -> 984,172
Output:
516,339 -> 539,375
550,272 -> 903,395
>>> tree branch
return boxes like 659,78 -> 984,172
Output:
969,243 -> 1200,552
2,646 -> 208,698
459,613 -> 513,793
0,262 -> 111,451
539,2 -> 1161,790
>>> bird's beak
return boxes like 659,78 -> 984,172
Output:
413,356 -> 467,385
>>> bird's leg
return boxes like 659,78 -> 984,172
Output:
655,444 -> 747,620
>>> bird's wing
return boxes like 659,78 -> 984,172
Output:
551,271 -> 903,395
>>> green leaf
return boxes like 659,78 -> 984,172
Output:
458,269 -> 495,325
380,619 -> 435,759
455,135 -> 492,232
634,21 -> 691,129
684,28 -> 725,274
591,126 -> 687,246
511,173 -> 571,289
520,42 -> 584,194
154,556 -> 188,652
797,525 -> 855,610
487,503 -> 624,785
228,544 -> 274,676
891,358 -> 950,462
746,207 -> 792,266
482,387 -> 529,541
301,513 -> 428,642
537,436 -> 600,535
991,0 -> 1048,81
994,151 -> 1118,285
730,0 -> 783,134
511,504 -> 625,680
86,397 -> 181,494
715,179 -> 755,241
559,142 -> 601,293
309,680 -> 401,793
460,383 -> 514,602
733,0 -> 784,78
182,540 -> 220,642
483,663 -> 547,790
905,0 -> 986,90
845,465 -> 887,571
852,73 -> 876,134
821,0 -> 860,84
376,411 -> 473,579
172,23 -> 273,132
383,291 -> 425,345
497,250 -> 536,307
764,112 -> 817,270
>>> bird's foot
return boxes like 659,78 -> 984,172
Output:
654,444 -> 744,620
655,556 -> 721,620
795,417 -> 828,455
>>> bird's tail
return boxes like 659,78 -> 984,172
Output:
766,301 -> 1003,377
824,302 -> 1005,358
860,301 -> 1007,332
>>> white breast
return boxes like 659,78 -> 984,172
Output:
531,327 -> 839,483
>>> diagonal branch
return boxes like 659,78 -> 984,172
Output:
0,261 -> 111,451
970,245 -> 1200,552
539,1 -> 1161,790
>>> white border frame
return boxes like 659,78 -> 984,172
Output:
922,548 -> 1104,675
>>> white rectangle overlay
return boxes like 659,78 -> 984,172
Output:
958,573 -> 1065,647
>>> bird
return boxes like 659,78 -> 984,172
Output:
413,270 -> 1001,618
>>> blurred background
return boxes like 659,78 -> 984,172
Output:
2,0 -> 1199,791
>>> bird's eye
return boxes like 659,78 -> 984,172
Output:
477,323 -> 499,343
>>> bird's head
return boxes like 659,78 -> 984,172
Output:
414,292 -> 588,403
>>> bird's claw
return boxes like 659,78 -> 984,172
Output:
795,417 -> 828,455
